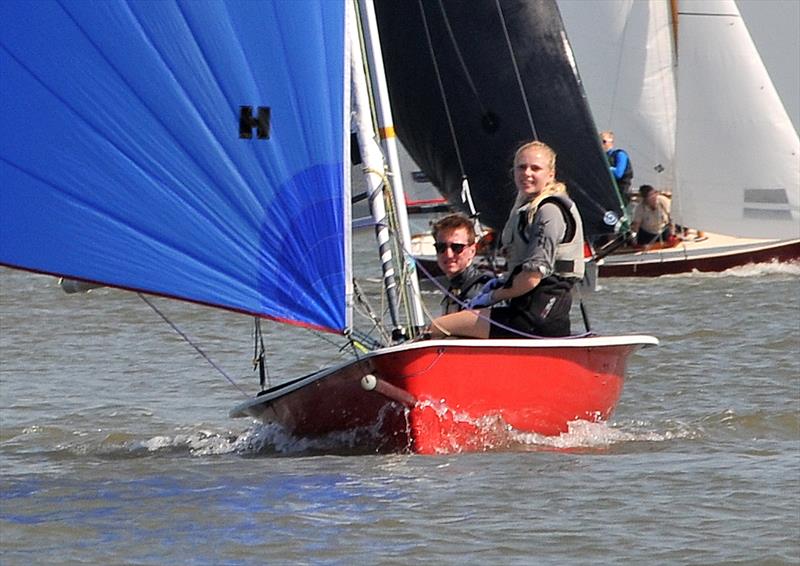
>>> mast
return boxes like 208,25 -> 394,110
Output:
670,0 -> 679,55
669,0 -> 681,225
357,0 -> 426,335
349,1 -> 405,339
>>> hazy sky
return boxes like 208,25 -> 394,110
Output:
736,0 -> 799,131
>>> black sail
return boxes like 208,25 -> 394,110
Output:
374,0 -> 624,239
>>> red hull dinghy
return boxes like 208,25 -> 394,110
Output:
231,336 -> 657,454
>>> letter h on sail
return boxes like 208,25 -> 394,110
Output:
239,105 -> 271,139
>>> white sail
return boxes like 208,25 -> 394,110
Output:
559,0 -> 677,192
559,0 -> 800,240
675,0 -> 800,239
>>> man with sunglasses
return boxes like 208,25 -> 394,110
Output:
431,214 -> 493,314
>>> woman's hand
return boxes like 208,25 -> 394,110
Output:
467,287 -> 495,309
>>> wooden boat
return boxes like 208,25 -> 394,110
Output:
598,232 -> 800,277
0,0 -> 657,455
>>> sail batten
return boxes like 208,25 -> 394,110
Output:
1,0 -> 351,333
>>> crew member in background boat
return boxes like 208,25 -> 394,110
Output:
427,141 -> 584,339
432,214 -> 493,314
630,184 -> 675,246
601,131 -> 633,204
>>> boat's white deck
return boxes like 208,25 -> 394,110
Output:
602,232 -> 799,265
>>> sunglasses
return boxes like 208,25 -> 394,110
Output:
434,242 -> 470,254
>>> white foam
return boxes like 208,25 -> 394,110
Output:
509,418 -> 699,450
660,259 -> 800,279
65,408 -> 700,457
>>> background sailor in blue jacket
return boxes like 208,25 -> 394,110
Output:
601,130 -> 633,204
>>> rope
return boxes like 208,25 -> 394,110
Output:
410,255 -> 539,338
353,277 -> 392,344
137,293 -> 249,397
606,4 -> 632,127
369,180 -> 557,340
393,348 -> 446,379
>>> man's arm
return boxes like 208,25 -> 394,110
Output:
631,203 -> 642,232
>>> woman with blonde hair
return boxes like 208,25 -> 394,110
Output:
427,141 -> 585,338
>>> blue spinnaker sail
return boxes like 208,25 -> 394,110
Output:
0,0 -> 349,333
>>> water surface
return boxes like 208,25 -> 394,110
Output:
2,256 -> 798,564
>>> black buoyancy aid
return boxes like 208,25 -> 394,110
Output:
442,266 -> 493,314
609,149 -> 633,191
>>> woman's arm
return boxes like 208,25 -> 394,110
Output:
493,270 -> 541,301
491,202 -> 564,302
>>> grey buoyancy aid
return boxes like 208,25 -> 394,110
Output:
512,194 -> 585,280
